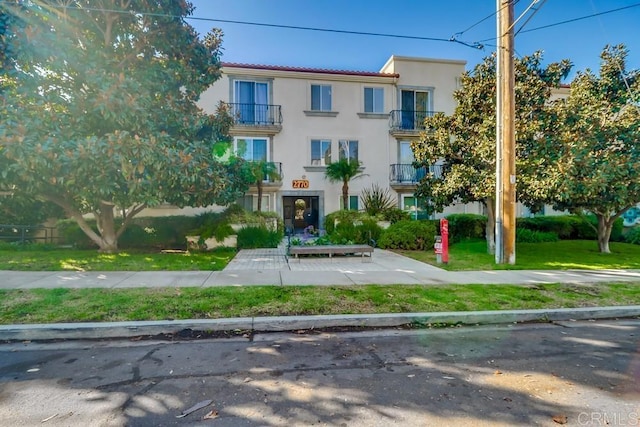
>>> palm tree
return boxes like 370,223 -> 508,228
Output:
325,158 -> 364,210
248,161 -> 282,212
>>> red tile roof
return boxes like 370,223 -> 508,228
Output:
222,62 -> 399,78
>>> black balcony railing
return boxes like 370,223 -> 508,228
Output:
251,161 -> 283,183
227,103 -> 283,126
389,110 -> 439,131
390,164 -> 443,183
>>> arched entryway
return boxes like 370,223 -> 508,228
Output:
282,193 -> 322,233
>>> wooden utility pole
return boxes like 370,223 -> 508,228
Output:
496,0 -> 516,264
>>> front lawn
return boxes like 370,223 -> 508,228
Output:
1,282 -> 638,324
397,240 -> 640,271
0,248 -> 235,271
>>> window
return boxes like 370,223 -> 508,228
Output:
311,84 -> 331,111
238,194 -> 271,212
399,141 -> 415,164
311,139 -> 331,166
400,89 -> 431,130
235,137 -> 268,161
233,81 -> 269,124
364,87 -> 384,113
339,140 -> 358,162
402,195 -> 429,220
340,195 -> 359,211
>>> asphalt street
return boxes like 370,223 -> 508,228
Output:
1,320 -> 639,426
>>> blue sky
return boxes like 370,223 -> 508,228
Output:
188,0 -> 640,79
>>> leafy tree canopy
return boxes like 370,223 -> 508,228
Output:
412,51 -> 571,252
548,44 -> 640,253
0,0 -> 249,252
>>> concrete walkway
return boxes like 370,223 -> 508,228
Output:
1,247 -> 639,341
1,247 -> 639,289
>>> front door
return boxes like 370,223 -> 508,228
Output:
283,196 -> 319,233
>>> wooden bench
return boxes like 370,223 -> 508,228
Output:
288,244 -> 374,262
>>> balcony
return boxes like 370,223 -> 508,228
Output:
249,161 -> 283,189
227,103 -> 283,135
389,164 -> 442,188
389,110 -> 439,136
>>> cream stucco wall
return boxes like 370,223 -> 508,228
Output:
195,57 -> 471,223
139,56 -> 570,225
149,56 -> 505,225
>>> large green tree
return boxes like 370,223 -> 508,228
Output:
547,45 -> 640,253
0,0 -> 250,252
412,52 -> 571,253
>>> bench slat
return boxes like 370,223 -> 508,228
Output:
289,244 -> 373,262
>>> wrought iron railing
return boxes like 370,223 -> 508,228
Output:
389,110 -> 439,131
254,161 -> 283,183
227,103 -> 283,126
389,164 -> 443,183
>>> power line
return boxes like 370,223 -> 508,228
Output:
453,0 -> 519,37
513,0 -> 548,37
0,1 -> 483,50
479,1 -> 640,42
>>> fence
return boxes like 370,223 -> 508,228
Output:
0,224 -> 58,244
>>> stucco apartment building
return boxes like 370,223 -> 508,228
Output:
192,55 -> 484,231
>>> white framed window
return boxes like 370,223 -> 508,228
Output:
401,194 -> 429,220
340,195 -> 359,211
311,84 -> 332,111
234,137 -> 268,161
311,139 -> 331,165
364,87 -> 384,113
339,140 -> 358,162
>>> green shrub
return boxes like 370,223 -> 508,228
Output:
236,226 -> 283,249
324,210 -> 364,234
445,214 -> 486,243
360,184 -> 396,216
57,215 -> 201,250
382,208 -> 411,224
378,220 -> 436,250
624,227 -> 640,245
517,216 -> 576,239
57,219 -> 97,249
517,215 -> 623,241
516,228 -> 559,243
0,241 -> 58,251
324,211 -> 382,245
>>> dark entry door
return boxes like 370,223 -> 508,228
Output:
283,196 -> 319,233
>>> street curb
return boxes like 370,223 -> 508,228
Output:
1,306 -> 639,341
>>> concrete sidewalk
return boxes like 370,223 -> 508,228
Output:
1,247 -> 639,289
1,248 -> 639,341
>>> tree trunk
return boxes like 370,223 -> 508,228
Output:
95,202 -> 119,253
256,180 -> 263,212
596,214 -> 613,254
485,198 -> 496,255
342,181 -> 349,210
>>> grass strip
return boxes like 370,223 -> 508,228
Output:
1,282 -> 638,324
397,240 -> 640,271
0,248 -> 235,271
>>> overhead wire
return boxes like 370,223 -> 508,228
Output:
450,0 -> 520,51
0,1 -> 483,50
2,0 -> 637,61
478,1 -> 640,43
